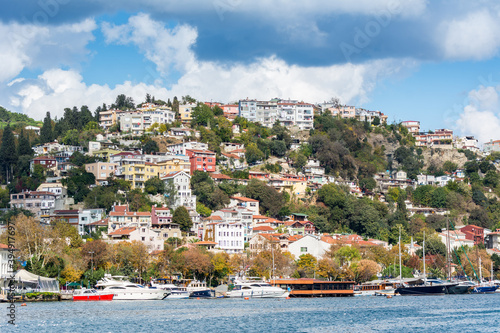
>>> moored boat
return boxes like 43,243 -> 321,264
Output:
271,278 -> 354,297
72,288 -> 114,301
96,274 -> 168,300
227,279 -> 289,298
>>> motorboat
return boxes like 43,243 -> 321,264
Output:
151,280 -> 190,299
72,288 -> 114,301
96,274 -> 168,300
186,280 -> 214,298
226,279 -> 289,298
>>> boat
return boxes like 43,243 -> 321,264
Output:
96,274 -> 168,300
471,256 -> 499,293
227,278 -> 290,298
72,288 -> 114,301
354,280 -> 396,297
394,230 -> 448,296
445,281 -> 473,294
271,278 -> 354,297
150,280 -> 190,299
186,280 -> 214,298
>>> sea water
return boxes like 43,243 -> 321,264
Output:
2,294 -> 500,332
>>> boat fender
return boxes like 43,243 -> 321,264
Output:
244,297 -> 249,300
21,303 -> 27,306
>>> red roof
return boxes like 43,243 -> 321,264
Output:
186,149 -> 216,155
231,196 -> 258,202
110,211 -> 151,217
196,241 -> 218,245
109,227 -> 136,235
204,216 -> 223,221
253,215 -> 268,219
253,226 -> 274,231
210,173 -> 231,180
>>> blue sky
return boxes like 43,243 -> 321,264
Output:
1,1 -> 500,143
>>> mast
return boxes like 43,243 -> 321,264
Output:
446,218 -> 451,281
399,226 -> 402,285
491,261 -> 494,284
423,230 -> 426,286
479,255 -> 482,282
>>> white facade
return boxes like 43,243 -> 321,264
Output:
212,208 -> 254,242
120,109 -> 175,135
239,100 -> 257,122
0,245 -> 12,280
455,136 -> 480,152
166,141 -> 208,155
288,234 -> 331,259
214,222 -> 245,253
161,171 -> 196,210
79,209 -> 104,235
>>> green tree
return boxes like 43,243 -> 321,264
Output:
17,128 -> 32,156
143,139 -> 159,154
196,202 -> 212,217
144,177 -> 165,195
359,177 -> 376,192
173,206 -> 193,232
0,124 -> 18,182
164,179 -> 177,208
484,170 -> 499,188
245,143 -> 265,164
191,103 -> 214,127
40,112 -> 53,144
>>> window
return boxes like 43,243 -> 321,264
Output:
300,247 -> 307,253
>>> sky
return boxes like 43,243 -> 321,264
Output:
1,0 -> 500,144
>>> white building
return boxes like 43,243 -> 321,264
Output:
304,159 -> 325,175
120,108 -> 175,135
238,99 -> 257,122
438,230 -> 475,249
228,196 -> 259,215
161,171 -> 196,210
205,221 -> 245,254
107,226 -> 163,252
0,243 -> 12,281
288,234 -> 332,259
166,141 -> 208,155
79,209 -> 105,235
212,208 -> 254,242
455,136 -> 480,153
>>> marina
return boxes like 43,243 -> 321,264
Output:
2,293 -> 500,332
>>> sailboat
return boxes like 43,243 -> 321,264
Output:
395,230 -> 451,296
472,256 -> 498,293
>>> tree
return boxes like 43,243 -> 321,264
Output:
359,177 -> 376,192
173,206 -> 193,232
245,143 -> 264,164
17,128 -> 32,156
191,103 -> 213,127
143,139 -> 159,154
244,179 -> 285,217
0,124 -> 18,181
144,177 -> 165,195
353,259 -> 380,283
484,170 -> 499,188
270,140 -> 287,157
296,253 -> 317,277
372,116 -> 380,126
40,112 -> 53,143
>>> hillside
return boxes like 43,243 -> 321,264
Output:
0,106 -> 42,128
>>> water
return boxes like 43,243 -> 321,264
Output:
2,294 -> 500,332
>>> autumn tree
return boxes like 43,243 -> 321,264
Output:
352,259 -> 380,283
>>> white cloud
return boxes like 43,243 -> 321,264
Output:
0,18 -> 97,82
442,10 -> 500,60
456,85 -> 500,144
1,14 -> 416,120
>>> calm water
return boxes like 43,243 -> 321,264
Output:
2,294 -> 500,332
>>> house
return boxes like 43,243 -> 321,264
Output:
459,225 -> 485,245
120,109 -> 175,135
439,230 -> 475,249
248,233 -> 281,254
85,162 -> 118,184
36,182 -> 67,198
229,196 -> 259,215
304,159 -> 325,176
108,206 -> 152,232
288,234 -> 332,259
157,156 -> 191,177
0,243 -> 15,281
203,221 -> 245,254
30,156 -> 57,172
221,152 -> 245,169
222,104 -> 239,119
209,173 -> 232,184
78,209 -> 105,235
401,121 -> 420,133
178,103 -> 197,124
151,206 -> 182,240
221,142 -> 245,153
10,191 -> 57,218
486,230 -> 500,251
107,226 -> 163,252
455,136 -> 480,153
169,127 -> 200,138
483,139 -> 500,154
166,141 -> 208,155
185,149 -> 216,174
161,171 -> 197,210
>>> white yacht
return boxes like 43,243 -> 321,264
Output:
151,280 -> 190,299
96,275 -> 167,300
226,280 -> 289,298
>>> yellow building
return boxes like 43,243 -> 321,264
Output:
91,148 -> 122,162
121,161 -> 160,189
157,158 -> 191,177
179,103 -> 197,123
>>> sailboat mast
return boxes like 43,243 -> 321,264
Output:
479,255 -> 482,282
423,230 -> 426,285
446,218 -> 451,280
399,226 -> 402,285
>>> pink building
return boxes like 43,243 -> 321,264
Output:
222,104 -> 239,119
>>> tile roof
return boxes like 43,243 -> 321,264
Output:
253,226 -> 275,231
230,196 -> 259,202
253,215 -> 268,219
109,227 -> 136,235
196,241 -> 218,245
109,211 -> 151,217
210,173 -> 231,180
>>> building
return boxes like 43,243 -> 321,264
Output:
355,108 -> 388,123
229,196 -> 259,215
157,156 -> 191,177
185,149 -> 216,174
288,234 -> 332,259
78,209 -> 105,235
0,243 -> 13,282
401,121 -> 420,134
179,103 -> 197,123
483,139 -> 500,154
169,127 -> 199,138
10,191 -> 57,218
32,142 -> 83,156
414,129 -> 453,148
107,226 -> 163,252
151,206 -> 182,241
36,182 -> 67,197
222,104 -> 239,119
166,141 -> 208,155
238,99 -> 257,122
99,109 -> 122,130
455,136 -> 480,153
85,162 -> 118,184
458,225 -> 485,245
485,230 -> 500,251
120,109 -> 175,135
108,205 -> 152,232
115,160 -> 159,189
30,156 -> 57,172
439,230 -> 475,250
203,221 -> 245,254
161,171 -> 197,210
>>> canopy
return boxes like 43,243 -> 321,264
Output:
66,282 -> 81,287
14,269 -> 60,292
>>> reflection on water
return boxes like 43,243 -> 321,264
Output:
2,294 -> 500,333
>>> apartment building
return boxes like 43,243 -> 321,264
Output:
401,121 -> 421,134
157,156 -> 191,177
166,141 -> 208,155
120,109 -> 175,134
179,103 -> 197,123
85,162 -> 118,184
10,191 -> 57,218
185,149 -> 216,174
414,129 -> 453,148
161,171 -> 197,210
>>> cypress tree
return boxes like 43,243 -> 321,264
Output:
18,128 -> 32,156
40,111 -> 53,143
0,124 -> 18,181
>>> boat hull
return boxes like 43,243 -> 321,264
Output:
446,285 -> 471,295
189,289 -> 214,298
395,285 -> 446,296
226,290 -> 289,298
73,294 -> 114,301
473,286 -> 499,293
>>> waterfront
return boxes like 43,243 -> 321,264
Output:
2,294 -> 500,332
